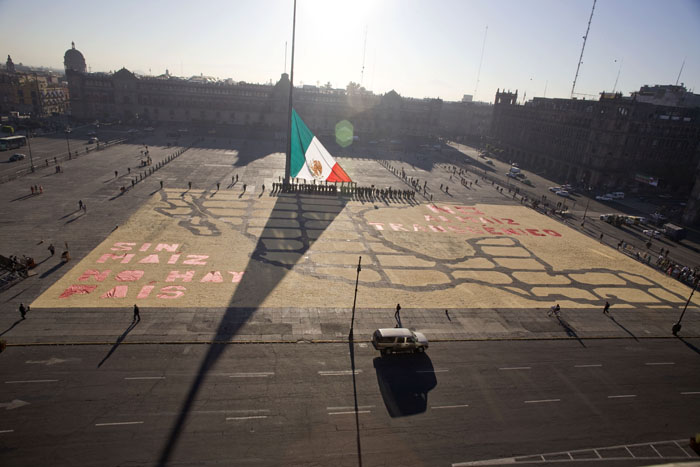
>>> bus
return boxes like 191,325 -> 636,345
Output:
0,135 -> 27,151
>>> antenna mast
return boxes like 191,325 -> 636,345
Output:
675,57 -> 686,86
360,27 -> 368,86
571,0 -> 596,98
612,58 -> 623,93
474,25 -> 488,97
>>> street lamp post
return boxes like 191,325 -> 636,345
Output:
581,198 -> 590,227
25,129 -> 34,171
65,131 -> 72,158
349,256 -> 362,336
672,278 -> 698,336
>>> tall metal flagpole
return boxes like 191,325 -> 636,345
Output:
285,0 -> 297,183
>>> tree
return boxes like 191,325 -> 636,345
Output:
346,81 -> 366,95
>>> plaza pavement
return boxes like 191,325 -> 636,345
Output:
1,134 -> 699,345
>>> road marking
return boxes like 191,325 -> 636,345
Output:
229,372 -> 275,378
0,400 -> 29,410
0,430 -> 14,434
432,404 -> 469,410
645,362 -> 675,366
681,391 -> 700,395
318,370 -> 362,376
499,367 -> 531,370
124,376 -> 165,380
95,421 -> 144,427
574,364 -> 602,368
26,357 -> 79,366
608,394 -> 637,399
524,399 -> 560,404
204,164 -> 232,167
417,369 -> 449,373
5,380 -> 58,384
328,410 -> 371,415
326,405 -> 374,411
226,416 -> 268,420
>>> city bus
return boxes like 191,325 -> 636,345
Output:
0,135 -> 27,151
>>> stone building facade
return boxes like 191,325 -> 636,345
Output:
64,44 -> 486,143
490,88 -> 700,196
1,54 -> 70,117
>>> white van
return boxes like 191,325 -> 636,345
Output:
610,192 -> 625,199
372,328 -> 429,355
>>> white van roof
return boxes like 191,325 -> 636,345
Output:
375,328 -> 414,338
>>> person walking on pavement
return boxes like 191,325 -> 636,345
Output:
19,303 -> 28,319
48,243 -> 55,256
603,301 -> 610,314
548,303 -> 561,317
217,182 -> 220,191
133,304 -> 140,322
394,304 -> 401,327
188,181 -> 192,190
160,180 -> 163,190
79,200 -> 83,211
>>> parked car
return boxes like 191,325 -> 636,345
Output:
610,192 -> 625,199
596,194 -> 613,201
372,328 -> 428,355
555,190 -> 570,197
87,137 -> 98,144
643,229 -> 661,239
9,153 -> 26,161
522,179 -> 534,186
548,186 -> 561,193
486,160 -> 494,165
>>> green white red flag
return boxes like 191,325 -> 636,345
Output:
290,109 -> 351,182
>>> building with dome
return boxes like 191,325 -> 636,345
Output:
64,42 -> 86,73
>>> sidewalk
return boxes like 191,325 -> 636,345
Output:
2,305 -> 698,345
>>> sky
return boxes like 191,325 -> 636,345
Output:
2,0 -> 699,103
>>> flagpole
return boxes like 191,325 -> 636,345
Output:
285,0 -> 297,184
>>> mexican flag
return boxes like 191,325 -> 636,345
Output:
290,109 -> 352,182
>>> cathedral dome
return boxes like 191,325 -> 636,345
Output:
64,41 -> 86,73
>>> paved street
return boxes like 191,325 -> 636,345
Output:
0,339 -> 698,466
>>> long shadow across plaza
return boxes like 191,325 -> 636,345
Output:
156,193 -> 347,466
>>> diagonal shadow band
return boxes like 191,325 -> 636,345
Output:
157,194 -> 346,466
98,320 -> 139,368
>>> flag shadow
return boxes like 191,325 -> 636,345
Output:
157,193 -> 347,466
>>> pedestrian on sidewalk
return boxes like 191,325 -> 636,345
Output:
548,304 -> 561,317
82,202 -> 87,212
217,182 -> 220,191
133,304 -> 140,322
599,233 -> 604,243
160,180 -> 163,190
188,181 -> 192,189
394,304 -> 401,327
115,170 -> 118,178
19,303 -> 28,319
603,301 -> 610,314
79,200 -> 83,210
48,243 -> 55,256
